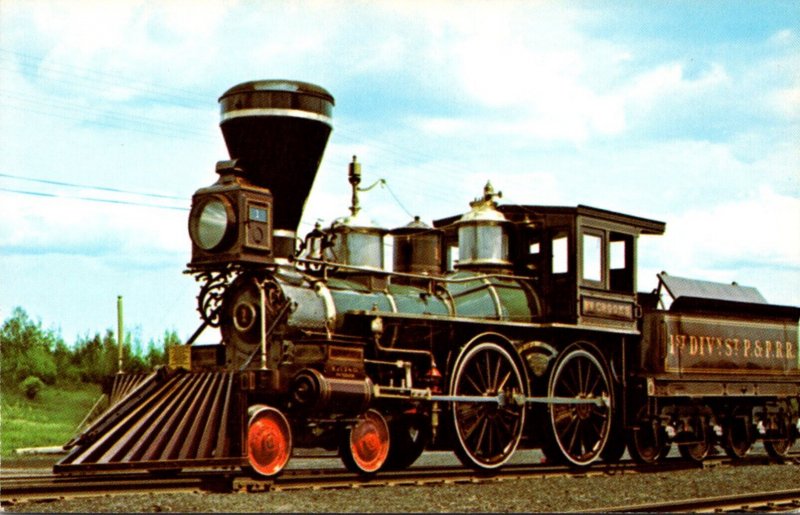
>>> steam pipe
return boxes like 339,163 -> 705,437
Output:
260,280 -> 268,370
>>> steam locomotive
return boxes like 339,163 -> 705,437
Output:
56,80 -> 799,478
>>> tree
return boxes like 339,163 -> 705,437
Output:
144,329 -> 182,368
0,307 -> 60,386
1,305 -> 182,391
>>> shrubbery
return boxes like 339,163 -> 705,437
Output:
20,375 -> 45,399
0,307 -> 180,393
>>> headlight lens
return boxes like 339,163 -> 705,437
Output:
191,197 -> 235,251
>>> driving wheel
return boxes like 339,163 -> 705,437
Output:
545,346 -> 613,467
450,340 -> 526,471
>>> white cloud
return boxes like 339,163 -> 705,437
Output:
23,0 -> 230,96
768,85 -> 800,120
0,191 -> 187,261
654,187 -> 800,272
2,0 -> 798,343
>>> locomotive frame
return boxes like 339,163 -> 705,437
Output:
55,79 -> 799,478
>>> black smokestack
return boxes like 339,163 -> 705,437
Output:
218,80 -> 334,235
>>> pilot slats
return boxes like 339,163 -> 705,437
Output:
109,372 -> 149,407
55,370 -> 242,472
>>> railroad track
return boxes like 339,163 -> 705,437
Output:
233,460 -> 647,493
0,457 -> 675,506
2,451 -> 798,508
0,470 -> 229,506
593,488 -> 800,513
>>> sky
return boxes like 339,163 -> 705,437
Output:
1,0 -> 798,350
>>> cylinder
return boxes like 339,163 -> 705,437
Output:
290,368 -> 372,415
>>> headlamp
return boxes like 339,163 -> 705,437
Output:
190,195 -> 236,251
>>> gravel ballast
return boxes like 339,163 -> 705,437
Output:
3,451 -> 798,513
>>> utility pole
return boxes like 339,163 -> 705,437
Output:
117,295 -> 124,374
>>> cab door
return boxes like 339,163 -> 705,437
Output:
545,226 -> 577,321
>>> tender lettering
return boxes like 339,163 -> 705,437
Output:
666,329 -> 796,367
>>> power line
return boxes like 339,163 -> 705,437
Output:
0,172 -> 186,201
0,48 -> 212,108
0,187 -> 187,211
0,46 -> 477,213
0,91 -> 215,141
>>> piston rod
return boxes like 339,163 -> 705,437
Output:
375,385 -> 609,407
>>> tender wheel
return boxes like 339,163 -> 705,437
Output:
765,436 -> 795,459
723,412 -> 752,460
763,409 -> 797,460
383,412 -> 429,471
246,406 -> 292,478
340,409 -> 390,474
450,340 -> 526,471
545,346 -> 613,467
678,418 -> 710,463
627,411 -> 669,465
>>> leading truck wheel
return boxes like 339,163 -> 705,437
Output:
545,346 -> 613,467
246,406 -> 292,478
450,341 -> 526,471
340,409 -> 390,475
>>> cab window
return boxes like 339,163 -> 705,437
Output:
582,232 -> 603,283
552,234 -> 568,274
609,232 -> 634,292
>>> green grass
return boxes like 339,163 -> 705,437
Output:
1,382 -> 104,457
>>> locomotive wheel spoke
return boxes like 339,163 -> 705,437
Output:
458,406 -> 485,441
475,417 -> 490,453
451,341 -> 526,471
484,353 -> 493,388
547,347 -> 612,467
588,374 -> 602,398
464,374 -> 483,394
576,360 -> 585,393
566,418 -> 581,452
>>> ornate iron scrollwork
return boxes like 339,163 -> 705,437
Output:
193,267 -> 238,327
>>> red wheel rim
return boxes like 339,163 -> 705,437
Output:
349,410 -> 390,473
247,407 -> 291,477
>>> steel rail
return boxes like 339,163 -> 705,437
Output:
0,471 -> 232,506
0,459 -> 652,505
591,488 -> 800,513
3,452 -> 797,506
